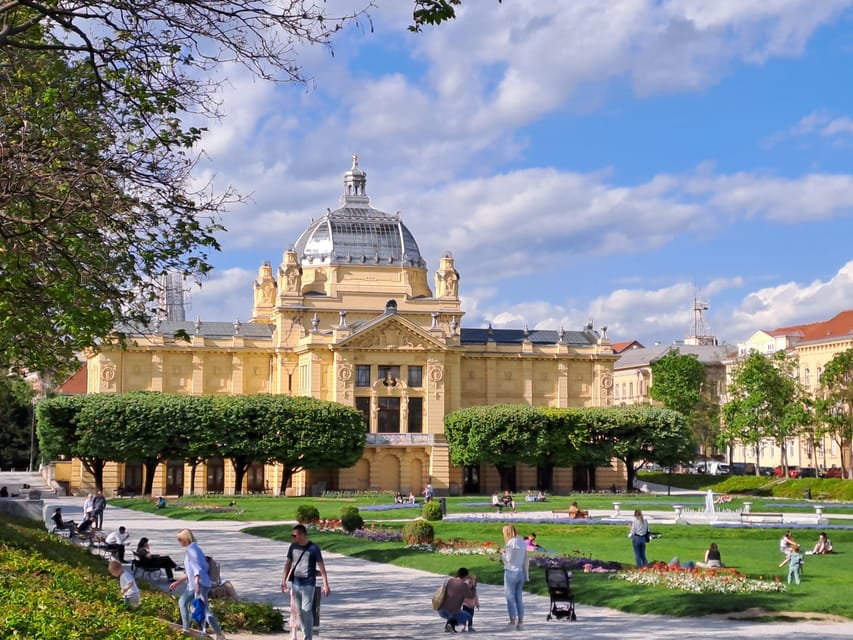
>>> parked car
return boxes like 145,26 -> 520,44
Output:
694,461 -> 730,476
775,465 -> 800,478
760,466 -> 776,477
798,467 -> 819,478
824,466 -> 845,478
729,462 -> 756,476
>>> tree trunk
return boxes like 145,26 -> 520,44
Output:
142,460 -> 159,496
81,458 -> 107,492
279,465 -> 295,494
189,461 -> 198,494
231,458 -> 251,494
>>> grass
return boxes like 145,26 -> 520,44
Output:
0,512 -> 283,637
241,519 -> 853,619
105,482 -> 853,620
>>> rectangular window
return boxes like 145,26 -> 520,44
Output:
355,397 -> 371,430
378,397 -> 400,433
378,365 -> 401,385
408,397 -> 423,433
407,366 -> 423,388
355,365 -> 371,387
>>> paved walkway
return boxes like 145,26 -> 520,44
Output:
31,491 -> 852,640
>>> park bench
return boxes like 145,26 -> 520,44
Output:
740,512 -> 784,523
552,509 -> 590,519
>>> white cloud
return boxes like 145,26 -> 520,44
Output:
187,267 -> 255,323
727,260 -> 853,339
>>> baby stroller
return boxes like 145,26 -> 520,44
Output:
545,565 -> 577,621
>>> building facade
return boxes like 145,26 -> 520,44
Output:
72,157 -> 621,497
726,310 -> 853,473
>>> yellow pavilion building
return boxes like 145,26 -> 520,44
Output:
74,157 -> 621,497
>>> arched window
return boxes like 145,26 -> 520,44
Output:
804,368 -> 810,386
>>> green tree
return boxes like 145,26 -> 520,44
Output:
261,396 -> 365,494
36,394 -> 115,490
410,0 -> 502,31
444,404 -> 548,490
649,349 -> 719,459
649,350 -> 705,416
586,406 -> 695,492
722,350 -> 809,476
0,2 -> 378,375
0,24 -> 223,375
0,376 -> 35,469
816,348 -> 853,478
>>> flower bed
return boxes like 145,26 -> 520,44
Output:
612,562 -> 786,594
529,552 -> 621,573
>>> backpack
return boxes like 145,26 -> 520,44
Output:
431,580 -> 448,610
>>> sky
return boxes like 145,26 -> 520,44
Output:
183,1 -> 853,348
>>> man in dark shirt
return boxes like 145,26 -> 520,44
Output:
50,507 -> 77,536
281,524 -> 330,640
436,567 -> 477,633
92,490 -> 107,529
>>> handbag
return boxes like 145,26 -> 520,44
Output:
190,596 -> 206,624
431,580 -> 448,610
644,532 -> 651,543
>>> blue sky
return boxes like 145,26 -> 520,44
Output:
186,1 -> 853,347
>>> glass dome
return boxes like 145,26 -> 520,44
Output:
292,156 -> 426,268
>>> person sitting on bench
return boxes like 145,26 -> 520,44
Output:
501,490 -> 517,513
136,537 -> 180,580
491,492 -> 504,512
50,507 -> 78,536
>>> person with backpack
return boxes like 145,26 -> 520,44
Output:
433,567 -> 476,633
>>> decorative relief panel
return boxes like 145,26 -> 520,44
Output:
347,326 -> 426,350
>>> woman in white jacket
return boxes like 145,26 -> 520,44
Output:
501,523 -> 529,631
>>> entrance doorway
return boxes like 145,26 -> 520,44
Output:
166,460 -> 184,496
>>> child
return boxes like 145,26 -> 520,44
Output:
460,570 -> 479,632
780,543 -> 804,585
109,559 -> 140,606
284,584 -> 301,640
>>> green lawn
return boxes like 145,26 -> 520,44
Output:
243,520 -> 853,619
118,492 -> 853,620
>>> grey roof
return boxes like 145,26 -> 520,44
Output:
614,343 -> 735,369
118,320 -> 274,340
292,157 -> 425,268
460,328 -> 599,347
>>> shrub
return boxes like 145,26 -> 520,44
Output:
422,500 -> 443,521
339,505 -> 364,532
402,520 -> 435,544
295,504 -> 320,524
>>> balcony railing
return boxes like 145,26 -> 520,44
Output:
365,433 -> 443,446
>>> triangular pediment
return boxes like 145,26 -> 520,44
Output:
336,314 -> 447,351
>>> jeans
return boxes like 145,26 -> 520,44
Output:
631,535 -> 648,568
291,582 -> 317,640
438,607 -> 473,628
178,585 -> 223,634
504,568 -> 525,621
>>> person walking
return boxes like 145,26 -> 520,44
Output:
109,559 -> 140,607
281,523 -> 331,640
92,490 -> 107,529
501,523 -> 529,631
781,543 -> 805,584
169,528 -> 226,640
628,509 -> 650,568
